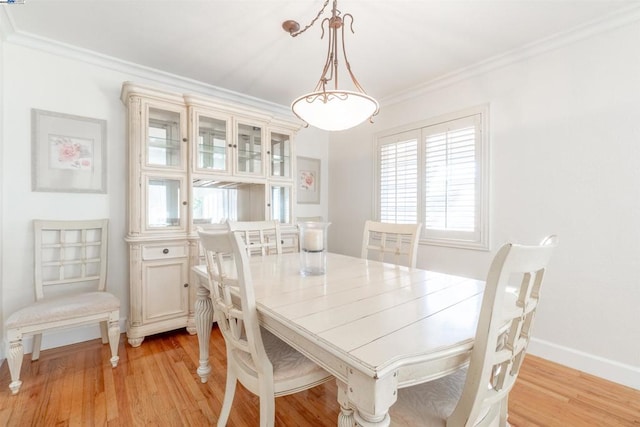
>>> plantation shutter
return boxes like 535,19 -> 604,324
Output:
424,114 -> 481,241
378,131 -> 419,224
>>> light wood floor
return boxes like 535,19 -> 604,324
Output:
1,327 -> 638,426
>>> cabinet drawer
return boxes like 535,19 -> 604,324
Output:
142,244 -> 187,260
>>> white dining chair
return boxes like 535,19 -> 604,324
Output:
361,220 -> 422,268
5,219 -> 120,394
227,220 -> 282,257
296,216 -> 323,222
198,229 -> 333,427
389,235 -> 558,426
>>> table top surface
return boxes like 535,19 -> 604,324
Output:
195,252 -> 485,379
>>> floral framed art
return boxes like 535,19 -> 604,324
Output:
31,109 -> 107,193
297,156 -> 320,204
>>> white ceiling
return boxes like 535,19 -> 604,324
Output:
4,0 -> 638,107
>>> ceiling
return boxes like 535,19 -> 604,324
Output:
4,0 -> 638,107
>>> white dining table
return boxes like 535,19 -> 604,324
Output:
192,252 -> 484,427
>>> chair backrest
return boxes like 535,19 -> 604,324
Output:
360,220 -> 422,268
34,219 -> 109,300
448,235 -> 558,427
198,229 -> 270,378
228,220 -> 282,257
296,216 -> 323,223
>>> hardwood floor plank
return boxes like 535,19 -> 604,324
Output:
1,327 -> 638,426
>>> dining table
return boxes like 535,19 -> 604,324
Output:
192,251 -> 485,427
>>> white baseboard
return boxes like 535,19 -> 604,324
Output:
528,337 -> 640,390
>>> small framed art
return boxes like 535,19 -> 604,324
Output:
297,156 -> 320,204
31,109 -> 107,193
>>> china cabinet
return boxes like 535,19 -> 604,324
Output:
121,82 -> 300,346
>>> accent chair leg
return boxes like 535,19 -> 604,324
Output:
108,318 -> 120,367
31,333 -> 43,361
100,320 -> 109,344
8,338 -> 24,394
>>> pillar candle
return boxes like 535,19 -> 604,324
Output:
303,229 -> 323,251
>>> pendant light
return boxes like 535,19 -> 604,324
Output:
283,0 -> 379,131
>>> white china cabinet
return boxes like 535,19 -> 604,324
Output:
122,83 -> 300,346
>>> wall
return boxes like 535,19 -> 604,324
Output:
0,40 -> 328,361
328,19 -> 640,388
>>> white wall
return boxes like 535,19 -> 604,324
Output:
0,40 -> 329,360
329,19 -> 640,388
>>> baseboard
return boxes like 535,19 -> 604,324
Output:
528,337 -> 640,390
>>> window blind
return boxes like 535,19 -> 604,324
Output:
424,116 -> 479,234
375,107 -> 487,249
379,133 -> 418,224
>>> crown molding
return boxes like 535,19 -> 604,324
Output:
3,4 -> 640,114
0,7 -> 294,120
381,4 -> 640,107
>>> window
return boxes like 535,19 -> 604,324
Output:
375,106 -> 489,249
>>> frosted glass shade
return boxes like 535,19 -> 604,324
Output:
291,90 -> 379,131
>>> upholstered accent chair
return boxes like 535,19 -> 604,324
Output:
6,219 -> 120,394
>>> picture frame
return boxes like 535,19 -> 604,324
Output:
297,156 -> 320,204
31,109 -> 107,193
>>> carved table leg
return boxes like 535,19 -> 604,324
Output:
337,379 -> 355,427
195,283 -> 214,383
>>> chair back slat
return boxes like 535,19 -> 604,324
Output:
448,235 -> 557,427
228,220 -> 282,257
34,219 -> 108,300
361,220 -> 422,268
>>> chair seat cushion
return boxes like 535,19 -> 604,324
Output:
6,292 -> 119,328
234,328 -> 332,394
390,367 -> 467,426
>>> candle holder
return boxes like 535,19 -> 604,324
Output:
298,221 -> 331,276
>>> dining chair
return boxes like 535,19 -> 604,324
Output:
227,220 -> 282,257
198,229 -> 333,427
5,219 -> 120,394
361,220 -> 422,268
389,235 -> 558,426
296,216 -> 324,222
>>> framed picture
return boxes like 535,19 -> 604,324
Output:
297,156 -> 320,204
32,109 -> 107,193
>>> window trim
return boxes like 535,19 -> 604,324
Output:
374,105 -> 490,251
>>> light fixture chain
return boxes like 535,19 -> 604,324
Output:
287,0 -> 331,37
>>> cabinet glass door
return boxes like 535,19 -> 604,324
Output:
270,184 -> 292,224
147,178 -> 183,228
270,132 -> 291,178
147,108 -> 183,168
236,123 -> 263,175
196,115 -> 228,172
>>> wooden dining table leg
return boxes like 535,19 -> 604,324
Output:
194,281 -> 214,383
347,369 -> 396,427
336,379 -> 355,426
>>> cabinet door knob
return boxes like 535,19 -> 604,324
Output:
182,138 -> 187,142
182,201 -> 188,206
162,248 -> 169,254
183,283 -> 189,288
228,143 -> 232,147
